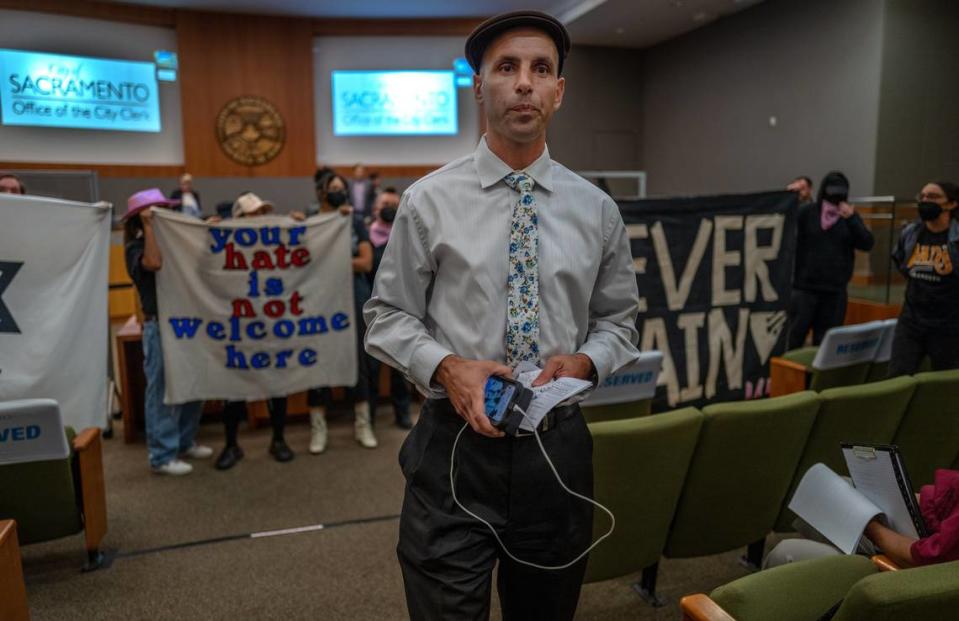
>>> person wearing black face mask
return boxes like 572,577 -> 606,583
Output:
888,181 -> 959,376
787,171 -> 875,349
366,188 -> 413,429
305,173 -> 379,452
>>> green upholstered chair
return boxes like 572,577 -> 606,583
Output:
685,555 -> 878,621
664,392 -> 821,569
681,557 -> 959,621
584,407 -> 702,605
780,346 -> 873,393
582,399 -> 652,424
892,368 -> 959,488
832,560 -> 959,621
775,376 -> 917,532
0,401 -> 108,571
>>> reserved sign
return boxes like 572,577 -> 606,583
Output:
0,399 -> 70,465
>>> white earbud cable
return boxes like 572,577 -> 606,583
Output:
449,406 -> 615,571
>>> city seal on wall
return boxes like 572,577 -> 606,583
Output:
216,96 -> 286,166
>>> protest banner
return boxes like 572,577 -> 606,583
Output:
151,209 -> 357,403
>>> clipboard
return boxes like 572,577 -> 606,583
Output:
841,443 -> 928,539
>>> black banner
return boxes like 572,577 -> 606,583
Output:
619,191 -> 798,411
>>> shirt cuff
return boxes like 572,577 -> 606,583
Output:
409,340 -> 455,396
576,342 -> 612,386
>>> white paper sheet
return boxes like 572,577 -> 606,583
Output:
788,463 -> 883,554
843,447 -> 921,538
512,362 -> 593,431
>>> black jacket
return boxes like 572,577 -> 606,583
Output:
793,201 -> 875,292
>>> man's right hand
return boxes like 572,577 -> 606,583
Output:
434,355 -> 512,438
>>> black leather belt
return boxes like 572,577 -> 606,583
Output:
427,399 -> 579,435
143,314 -> 156,322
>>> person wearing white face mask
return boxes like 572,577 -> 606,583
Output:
888,181 -> 959,376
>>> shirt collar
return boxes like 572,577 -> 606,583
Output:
474,135 -> 554,192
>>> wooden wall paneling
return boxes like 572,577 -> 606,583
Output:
177,12 -> 316,177
311,18 -> 482,37
0,0 -> 175,27
0,162 -> 185,178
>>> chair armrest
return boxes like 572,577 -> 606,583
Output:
770,357 -> 809,397
0,520 -> 29,621
73,428 -> 107,552
680,594 -> 737,621
871,555 -> 900,572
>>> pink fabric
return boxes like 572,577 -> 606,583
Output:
820,200 -> 841,230
369,219 -> 392,248
910,469 -> 959,566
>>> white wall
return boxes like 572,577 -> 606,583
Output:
313,36 -> 480,166
642,0 -> 884,197
0,9 -> 183,165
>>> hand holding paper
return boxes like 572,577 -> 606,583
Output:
513,362 -> 593,431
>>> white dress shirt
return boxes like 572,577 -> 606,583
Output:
364,137 -> 640,397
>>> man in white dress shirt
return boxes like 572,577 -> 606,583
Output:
364,10 -> 640,620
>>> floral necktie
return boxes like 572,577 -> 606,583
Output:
503,172 -> 540,365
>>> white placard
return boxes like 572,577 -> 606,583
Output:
581,351 -> 663,407
0,399 -> 70,465
152,209 -> 358,403
812,321 -> 885,370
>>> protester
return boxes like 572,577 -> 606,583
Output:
787,171 -> 874,349
765,468 -> 959,569
313,164 -> 335,194
367,188 -> 413,429
170,173 -> 202,218
887,181 -> 959,376
307,174 -> 379,452
214,192 -> 301,469
349,163 -> 375,217
0,173 -> 26,194
364,11 -> 640,619
786,175 -> 813,204
123,188 -> 211,476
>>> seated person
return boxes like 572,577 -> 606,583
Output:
766,468 -> 959,568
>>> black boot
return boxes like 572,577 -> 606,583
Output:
215,445 -> 244,470
395,410 -> 413,430
269,438 -> 294,462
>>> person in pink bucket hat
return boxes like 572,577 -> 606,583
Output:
123,188 -> 212,476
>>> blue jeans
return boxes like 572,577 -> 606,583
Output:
142,320 -> 203,467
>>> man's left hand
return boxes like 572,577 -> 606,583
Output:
532,353 -> 595,387
838,201 -> 855,219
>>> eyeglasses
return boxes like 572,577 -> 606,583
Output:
917,192 -> 945,201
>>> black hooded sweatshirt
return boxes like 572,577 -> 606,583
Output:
793,172 -> 875,293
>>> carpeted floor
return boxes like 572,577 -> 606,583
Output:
21,406 -> 768,620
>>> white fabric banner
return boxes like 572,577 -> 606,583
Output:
0,194 -> 110,431
151,209 -> 357,403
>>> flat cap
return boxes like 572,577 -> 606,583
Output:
465,10 -> 571,75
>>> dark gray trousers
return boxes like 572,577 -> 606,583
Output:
397,399 -> 593,621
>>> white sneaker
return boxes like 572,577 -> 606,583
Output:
151,459 -> 193,476
180,444 -> 214,459
309,409 -> 328,454
354,404 -> 378,449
